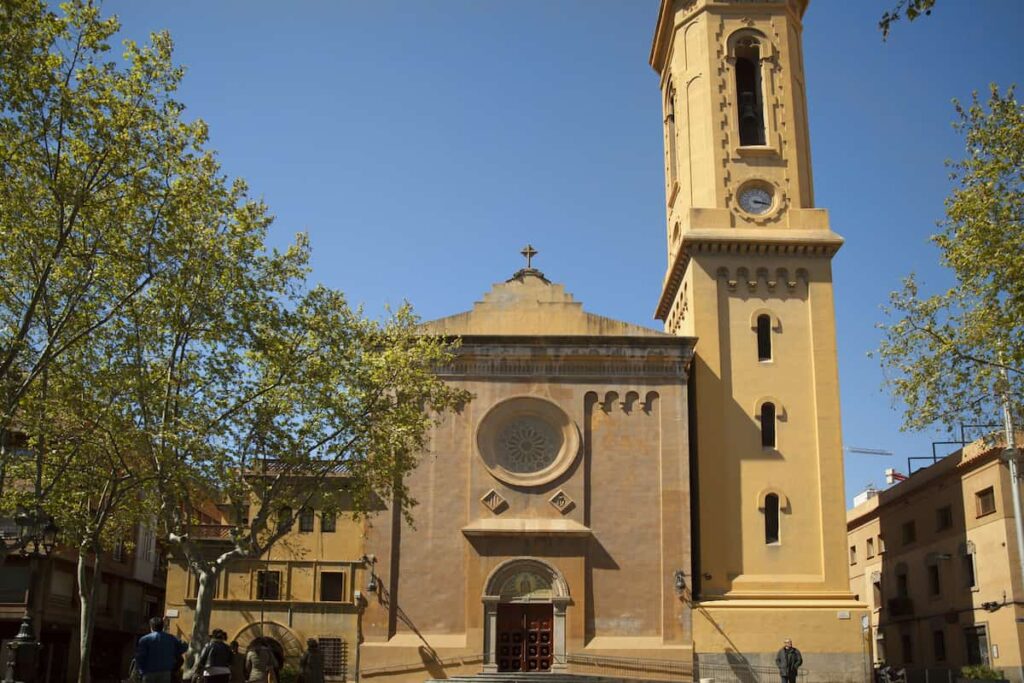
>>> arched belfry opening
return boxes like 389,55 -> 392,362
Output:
482,558 -> 570,673
734,35 -> 766,146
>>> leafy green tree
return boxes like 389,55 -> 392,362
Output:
880,0 -> 938,39
878,85 -> 1022,432
0,0 -> 209,506
113,206 -> 468,668
2,5 -> 469,682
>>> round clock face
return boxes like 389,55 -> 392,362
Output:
738,186 -> 774,215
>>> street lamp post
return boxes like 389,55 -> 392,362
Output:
1,507 -> 59,683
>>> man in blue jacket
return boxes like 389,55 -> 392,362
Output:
135,617 -> 188,683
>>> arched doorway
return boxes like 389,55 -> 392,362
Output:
233,621 -> 304,667
482,558 -> 570,673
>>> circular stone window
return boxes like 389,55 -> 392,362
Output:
477,397 -> 580,487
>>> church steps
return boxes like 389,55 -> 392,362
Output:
427,673 -> 692,683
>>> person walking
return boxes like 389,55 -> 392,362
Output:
135,618 -> 188,683
245,639 -> 277,683
298,639 -> 324,683
775,638 -> 803,683
229,642 -> 246,683
196,630 -> 234,683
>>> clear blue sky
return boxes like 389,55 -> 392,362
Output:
101,1 -> 1023,506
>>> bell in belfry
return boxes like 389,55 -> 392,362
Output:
739,91 -> 758,124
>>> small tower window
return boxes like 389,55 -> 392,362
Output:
764,493 -> 780,544
734,38 -> 766,146
665,78 -> 678,188
756,314 -> 772,361
760,402 -> 776,448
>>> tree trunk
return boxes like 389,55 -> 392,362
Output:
77,551 -> 101,683
185,565 -> 221,677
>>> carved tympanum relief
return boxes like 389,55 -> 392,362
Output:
499,571 -> 554,601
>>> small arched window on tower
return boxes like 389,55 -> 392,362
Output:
734,37 -> 766,146
756,314 -> 772,361
760,402 -> 776,448
764,493 -> 780,544
665,78 -> 678,188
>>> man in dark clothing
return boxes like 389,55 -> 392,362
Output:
775,639 -> 803,683
135,617 -> 188,683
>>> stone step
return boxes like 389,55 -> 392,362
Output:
430,674 -> 687,683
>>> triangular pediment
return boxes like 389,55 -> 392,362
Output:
422,270 -> 669,338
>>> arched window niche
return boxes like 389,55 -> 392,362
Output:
760,401 -> 776,448
757,489 -> 789,545
727,30 -> 774,150
734,36 -> 765,145
664,77 -> 679,195
756,314 -> 772,361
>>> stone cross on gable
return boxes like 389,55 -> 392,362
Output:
520,244 -> 538,269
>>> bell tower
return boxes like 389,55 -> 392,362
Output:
650,0 -> 865,674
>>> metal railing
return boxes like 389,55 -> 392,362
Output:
693,661 -> 807,683
192,524 -> 235,540
564,653 -> 690,680
360,652 -> 484,677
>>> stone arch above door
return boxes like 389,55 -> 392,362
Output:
483,557 -> 570,601
232,621 -> 304,663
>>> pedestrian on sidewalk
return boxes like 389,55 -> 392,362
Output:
229,642 -> 246,683
196,630 -> 234,683
775,638 -> 803,683
245,639 -> 278,683
135,618 -> 188,683
299,639 -> 324,683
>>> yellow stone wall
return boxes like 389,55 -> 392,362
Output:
652,1 -> 866,678
358,272 -> 696,683
163,507 -> 366,680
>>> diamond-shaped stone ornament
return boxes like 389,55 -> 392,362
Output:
480,488 -> 508,514
549,489 -> 574,514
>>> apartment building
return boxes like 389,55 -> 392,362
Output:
0,522 -> 166,683
162,500 -> 365,682
848,432 -> 1024,680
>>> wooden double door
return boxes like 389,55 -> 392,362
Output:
496,603 -> 554,672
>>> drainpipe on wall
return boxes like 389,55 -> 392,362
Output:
999,366 -> 1024,683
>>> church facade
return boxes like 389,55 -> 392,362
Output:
360,271 -> 697,679
361,1 -> 866,681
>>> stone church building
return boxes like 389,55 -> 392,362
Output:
359,2 -> 867,681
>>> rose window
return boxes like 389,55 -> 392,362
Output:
497,417 -> 561,473
476,396 -> 580,487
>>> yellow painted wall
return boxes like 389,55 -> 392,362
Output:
652,1 -> 866,678
163,505 -> 366,680
848,437 -> 1024,680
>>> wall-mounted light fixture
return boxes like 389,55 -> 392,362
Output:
673,569 -> 686,594
362,554 -> 378,593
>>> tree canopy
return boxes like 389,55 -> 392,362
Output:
0,2 -> 469,679
877,85 -> 1023,432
